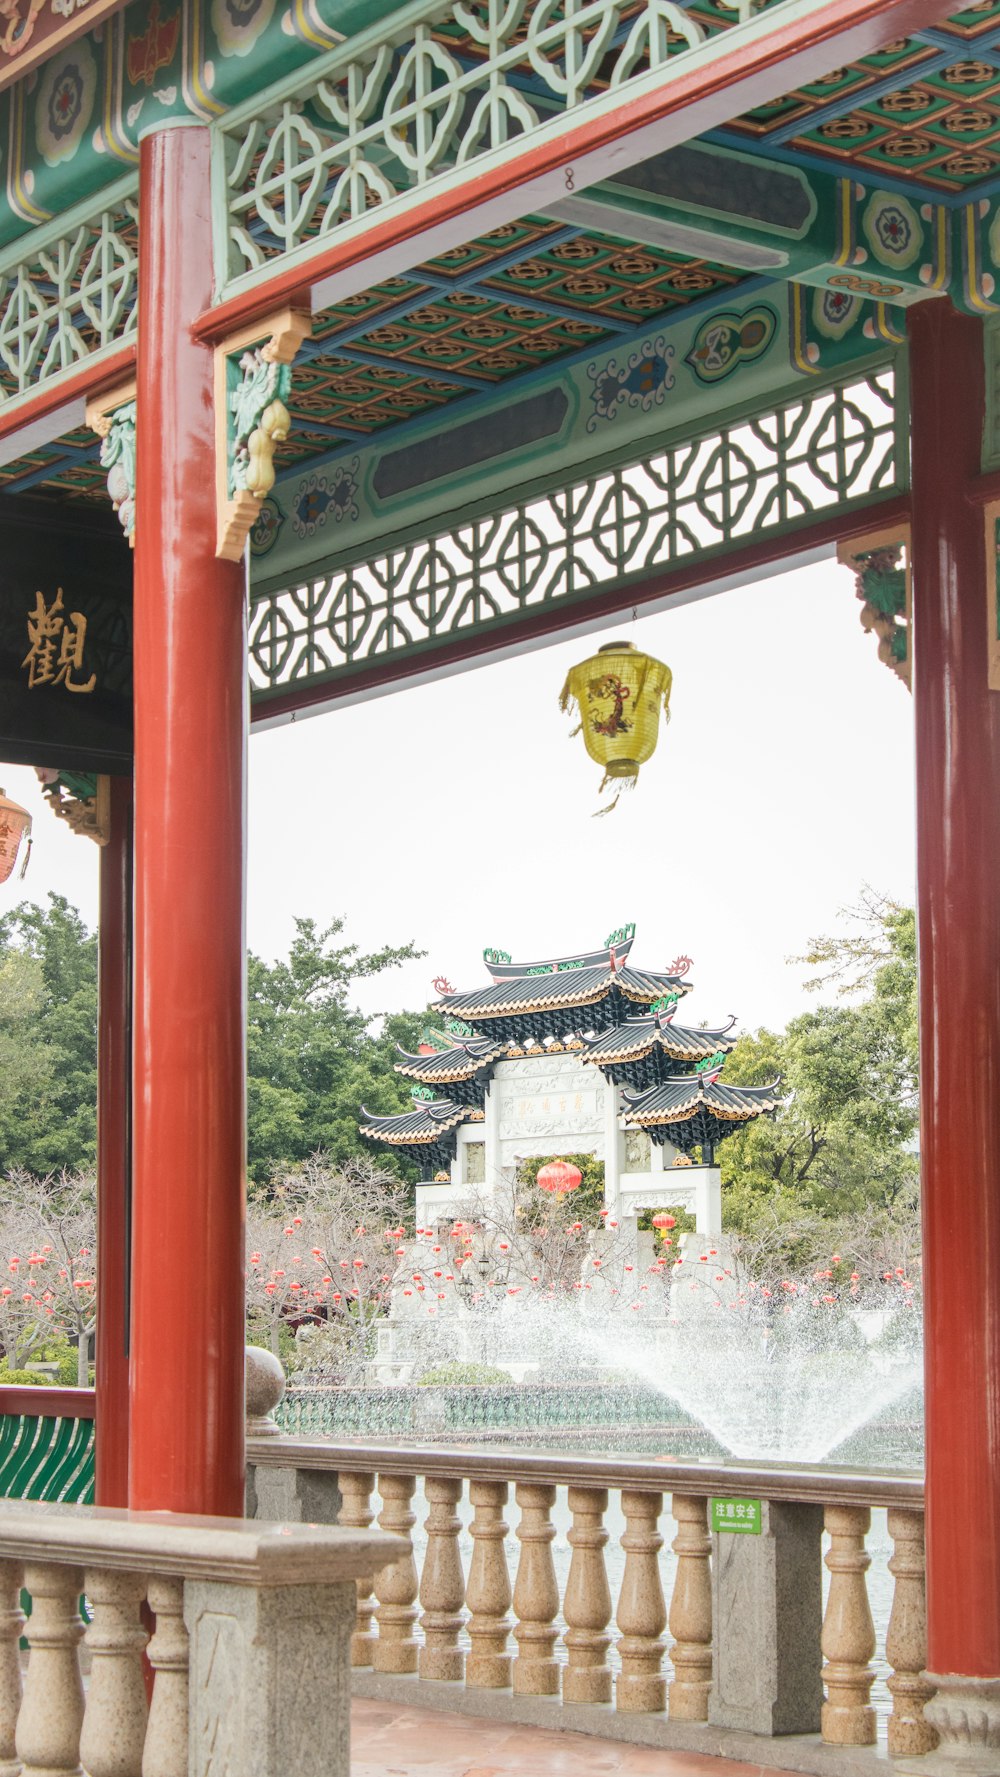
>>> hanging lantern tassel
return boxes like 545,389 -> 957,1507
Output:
560,641 -> 672,815
0,789 -> 32,887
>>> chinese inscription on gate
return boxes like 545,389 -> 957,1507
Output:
22,590 -> 96,694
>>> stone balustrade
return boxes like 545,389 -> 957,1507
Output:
0,1497 -> 402,1777
248,1430 -> 934,1771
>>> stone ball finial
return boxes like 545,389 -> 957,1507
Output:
245,1345 -> 285,1438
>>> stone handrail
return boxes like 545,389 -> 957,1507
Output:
247,1427 -> 933,1771
0,1497 -> 404,1776
249,1433 -> 924,1509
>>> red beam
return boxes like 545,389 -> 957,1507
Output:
249,492 -> 911,725
0,1388 -> 95,1420
0,347 -> 136,445
196,0 -> 950,341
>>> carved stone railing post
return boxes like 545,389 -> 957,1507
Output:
142,1576 -> 189,1777
372,1474 -> 419,1674
886,1507 -> 938,1757
512,1483 -> 560,1696
822,1505 -> 876,1745
17,1562 -> 85,1776
563,1485 -> 612,1705
0,1560 -> 24,1777
616,1489 -> 666,1714
668,1494 -> 712,1722
0,1502 -> 402,1777
337,1471 -> 377,1667
466,1479 -> 512,1689
419,1476 -> 465,1681
79,1568 -> 148,1777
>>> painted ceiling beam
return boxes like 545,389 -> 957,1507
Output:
544,193 -> 791,273
542,141 -> 947,309
200,0 -> 959,340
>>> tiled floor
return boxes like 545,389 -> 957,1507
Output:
351,1700 -> 765,1777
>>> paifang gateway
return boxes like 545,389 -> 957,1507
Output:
359,927 -> 780,1229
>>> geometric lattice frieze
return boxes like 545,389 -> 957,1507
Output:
248,367 -> 899,698
0,183 -> 138,406
218,0 -> 796,295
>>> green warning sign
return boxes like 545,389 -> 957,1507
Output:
710,1497 -> 762,1535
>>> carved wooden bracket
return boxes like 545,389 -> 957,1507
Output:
215,307 -> 312,563
37,772 -> 111,846
86,381 -> 138,549
837,523 -> 912,691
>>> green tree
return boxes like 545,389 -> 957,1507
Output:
721,893 -> 918,1232
247,916 -> 426,1185
0,897 -> 98,1173
0,898 -> 429,1184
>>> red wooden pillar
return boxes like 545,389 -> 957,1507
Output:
910,301 -> 1000,1725
129,123 -> 247,1517
95,773 -> 132,1507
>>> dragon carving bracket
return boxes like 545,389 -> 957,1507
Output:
215,308 -> 311,563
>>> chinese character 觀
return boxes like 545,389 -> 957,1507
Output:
22,589 -> 96,694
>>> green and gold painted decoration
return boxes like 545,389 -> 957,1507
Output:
37,770 -> 110,845
605,923 -> 636,950
685,306 -> 778,382
838,530 -> 911,689
87,388 -> 136,548
694,1051 -> 728,1076
216,309 -> 310,563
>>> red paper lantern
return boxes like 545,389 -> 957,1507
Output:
651,1214 -> 676,1231
0,789 -> 31,886
536,1160 -> 583,1197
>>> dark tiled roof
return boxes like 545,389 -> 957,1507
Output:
621,1074 -> 780,1152
582,1014 -> 736,1065
358,1097 -> 484,1172
434,965 -> 691,1029
394,1038 -> 503,1110
394,1038 -> 504,1083
358,1099 -> 483,1143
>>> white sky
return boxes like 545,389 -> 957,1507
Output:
1,552 -> 915,1039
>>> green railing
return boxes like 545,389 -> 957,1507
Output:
0,1388 -> 96,1505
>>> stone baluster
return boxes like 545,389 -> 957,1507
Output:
372,1473 -> 419,1674
466,1479 -> 512,1689
79,1569 -> 149,1777
668,1494 -> 712,1722
886,1507 -> 939,1757
17,1562 -> 85,1777
615,1489 -> 666,1714
563,1486 -> 612,1705
142,1577 -> 189,1777
0,1560 -> 24,1777
419,1476 -> 465,1681
512,1483 -> 560,1696
338,1471 -> 377,1667
822,1505 -> 876,1745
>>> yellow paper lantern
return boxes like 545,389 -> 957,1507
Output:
560,640 -> 672,812
0,788 -> 31,886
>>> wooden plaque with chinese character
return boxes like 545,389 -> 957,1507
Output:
0,496 -> 132,772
